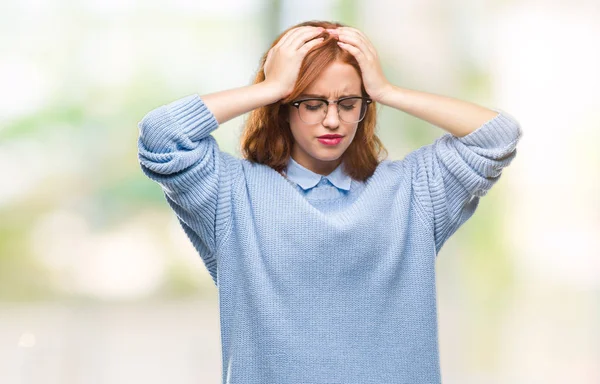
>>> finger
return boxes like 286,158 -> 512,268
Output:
335,34 -> 374,62
299,37 -> 324,54
335,26 -> 370,41
263,48 -> 273,71
276,26 -> 322,49
275,27 -> 304,48
286,27 -> 325,51
331,27 -> 377,57
336,41 -> 364,63
341,31 -> 377,58
327,28 -> 366,47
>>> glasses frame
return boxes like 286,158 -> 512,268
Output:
290,96 -> 373,124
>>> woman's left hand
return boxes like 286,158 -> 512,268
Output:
327,27 -> 392,103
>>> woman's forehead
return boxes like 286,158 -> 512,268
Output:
302,61 -> 362,97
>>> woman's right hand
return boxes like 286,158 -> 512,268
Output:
263,26 -> 325,100
201,27 -> 324,124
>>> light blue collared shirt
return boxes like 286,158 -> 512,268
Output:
284,156 -> 352,192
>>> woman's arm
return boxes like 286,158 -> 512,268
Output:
202,82 -> 282,124
137,26 -> 326,282
328,27 -> 498,137
203,26 -> 325,124
330,26 -> 522,253
370,86 -> 499,137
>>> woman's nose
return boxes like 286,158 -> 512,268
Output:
322,104 -> 340,129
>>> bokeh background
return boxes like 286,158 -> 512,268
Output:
1,0 -> 598,383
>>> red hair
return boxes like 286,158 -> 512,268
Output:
240,20 -> 387,181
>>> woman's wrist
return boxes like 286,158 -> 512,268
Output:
257,80 -> 288,103
201,82 -> 285,124
375,85 -> 500,136
371,83 -> 397,106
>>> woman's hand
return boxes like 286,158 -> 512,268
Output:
329,27 -> 499,136
263,26 -> 325,100
200,27 -> 323,124
327,27 -> 392,103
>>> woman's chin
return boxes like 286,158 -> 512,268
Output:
314,154 -> 343,163
313,148 -> 346,161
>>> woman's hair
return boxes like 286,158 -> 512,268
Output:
240,20 -> 387,181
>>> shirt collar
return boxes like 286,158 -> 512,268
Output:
285,157 -> 352,191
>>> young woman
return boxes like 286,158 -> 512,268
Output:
138,20 -> 521,384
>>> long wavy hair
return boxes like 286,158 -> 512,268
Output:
240,20 -> 387,181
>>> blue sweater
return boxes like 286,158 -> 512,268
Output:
138,94 -> 522,384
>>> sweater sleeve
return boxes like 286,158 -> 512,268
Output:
137,94 -> 242,283
408,110 -> 522,253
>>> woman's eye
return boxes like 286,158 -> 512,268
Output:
303,102 -> 325,111
339,101 -> 357,111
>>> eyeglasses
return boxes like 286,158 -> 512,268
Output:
290,96 -> 372,125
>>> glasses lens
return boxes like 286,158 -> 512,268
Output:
295,97 -> 369,124
338,97 -> 366,123
298,100 -> 327,124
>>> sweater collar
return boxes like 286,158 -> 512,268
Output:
285,157 -> 352,191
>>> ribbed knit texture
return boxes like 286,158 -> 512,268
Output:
137,94 -> 522,384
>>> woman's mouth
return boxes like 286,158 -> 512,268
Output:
317,135 -> 343,146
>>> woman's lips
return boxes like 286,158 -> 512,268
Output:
317,137 -> 343,146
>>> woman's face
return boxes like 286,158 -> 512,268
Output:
288,60 -> 362,176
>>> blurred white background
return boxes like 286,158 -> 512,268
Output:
1,0 -> 598,383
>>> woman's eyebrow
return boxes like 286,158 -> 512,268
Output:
298,93 -> 361,99
298,93 -> 327,99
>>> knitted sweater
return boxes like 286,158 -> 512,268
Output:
137,94 -> 522,384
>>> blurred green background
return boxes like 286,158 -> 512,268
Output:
1,0 -> 598,383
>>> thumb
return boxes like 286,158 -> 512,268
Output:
263,48 -> 274,77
